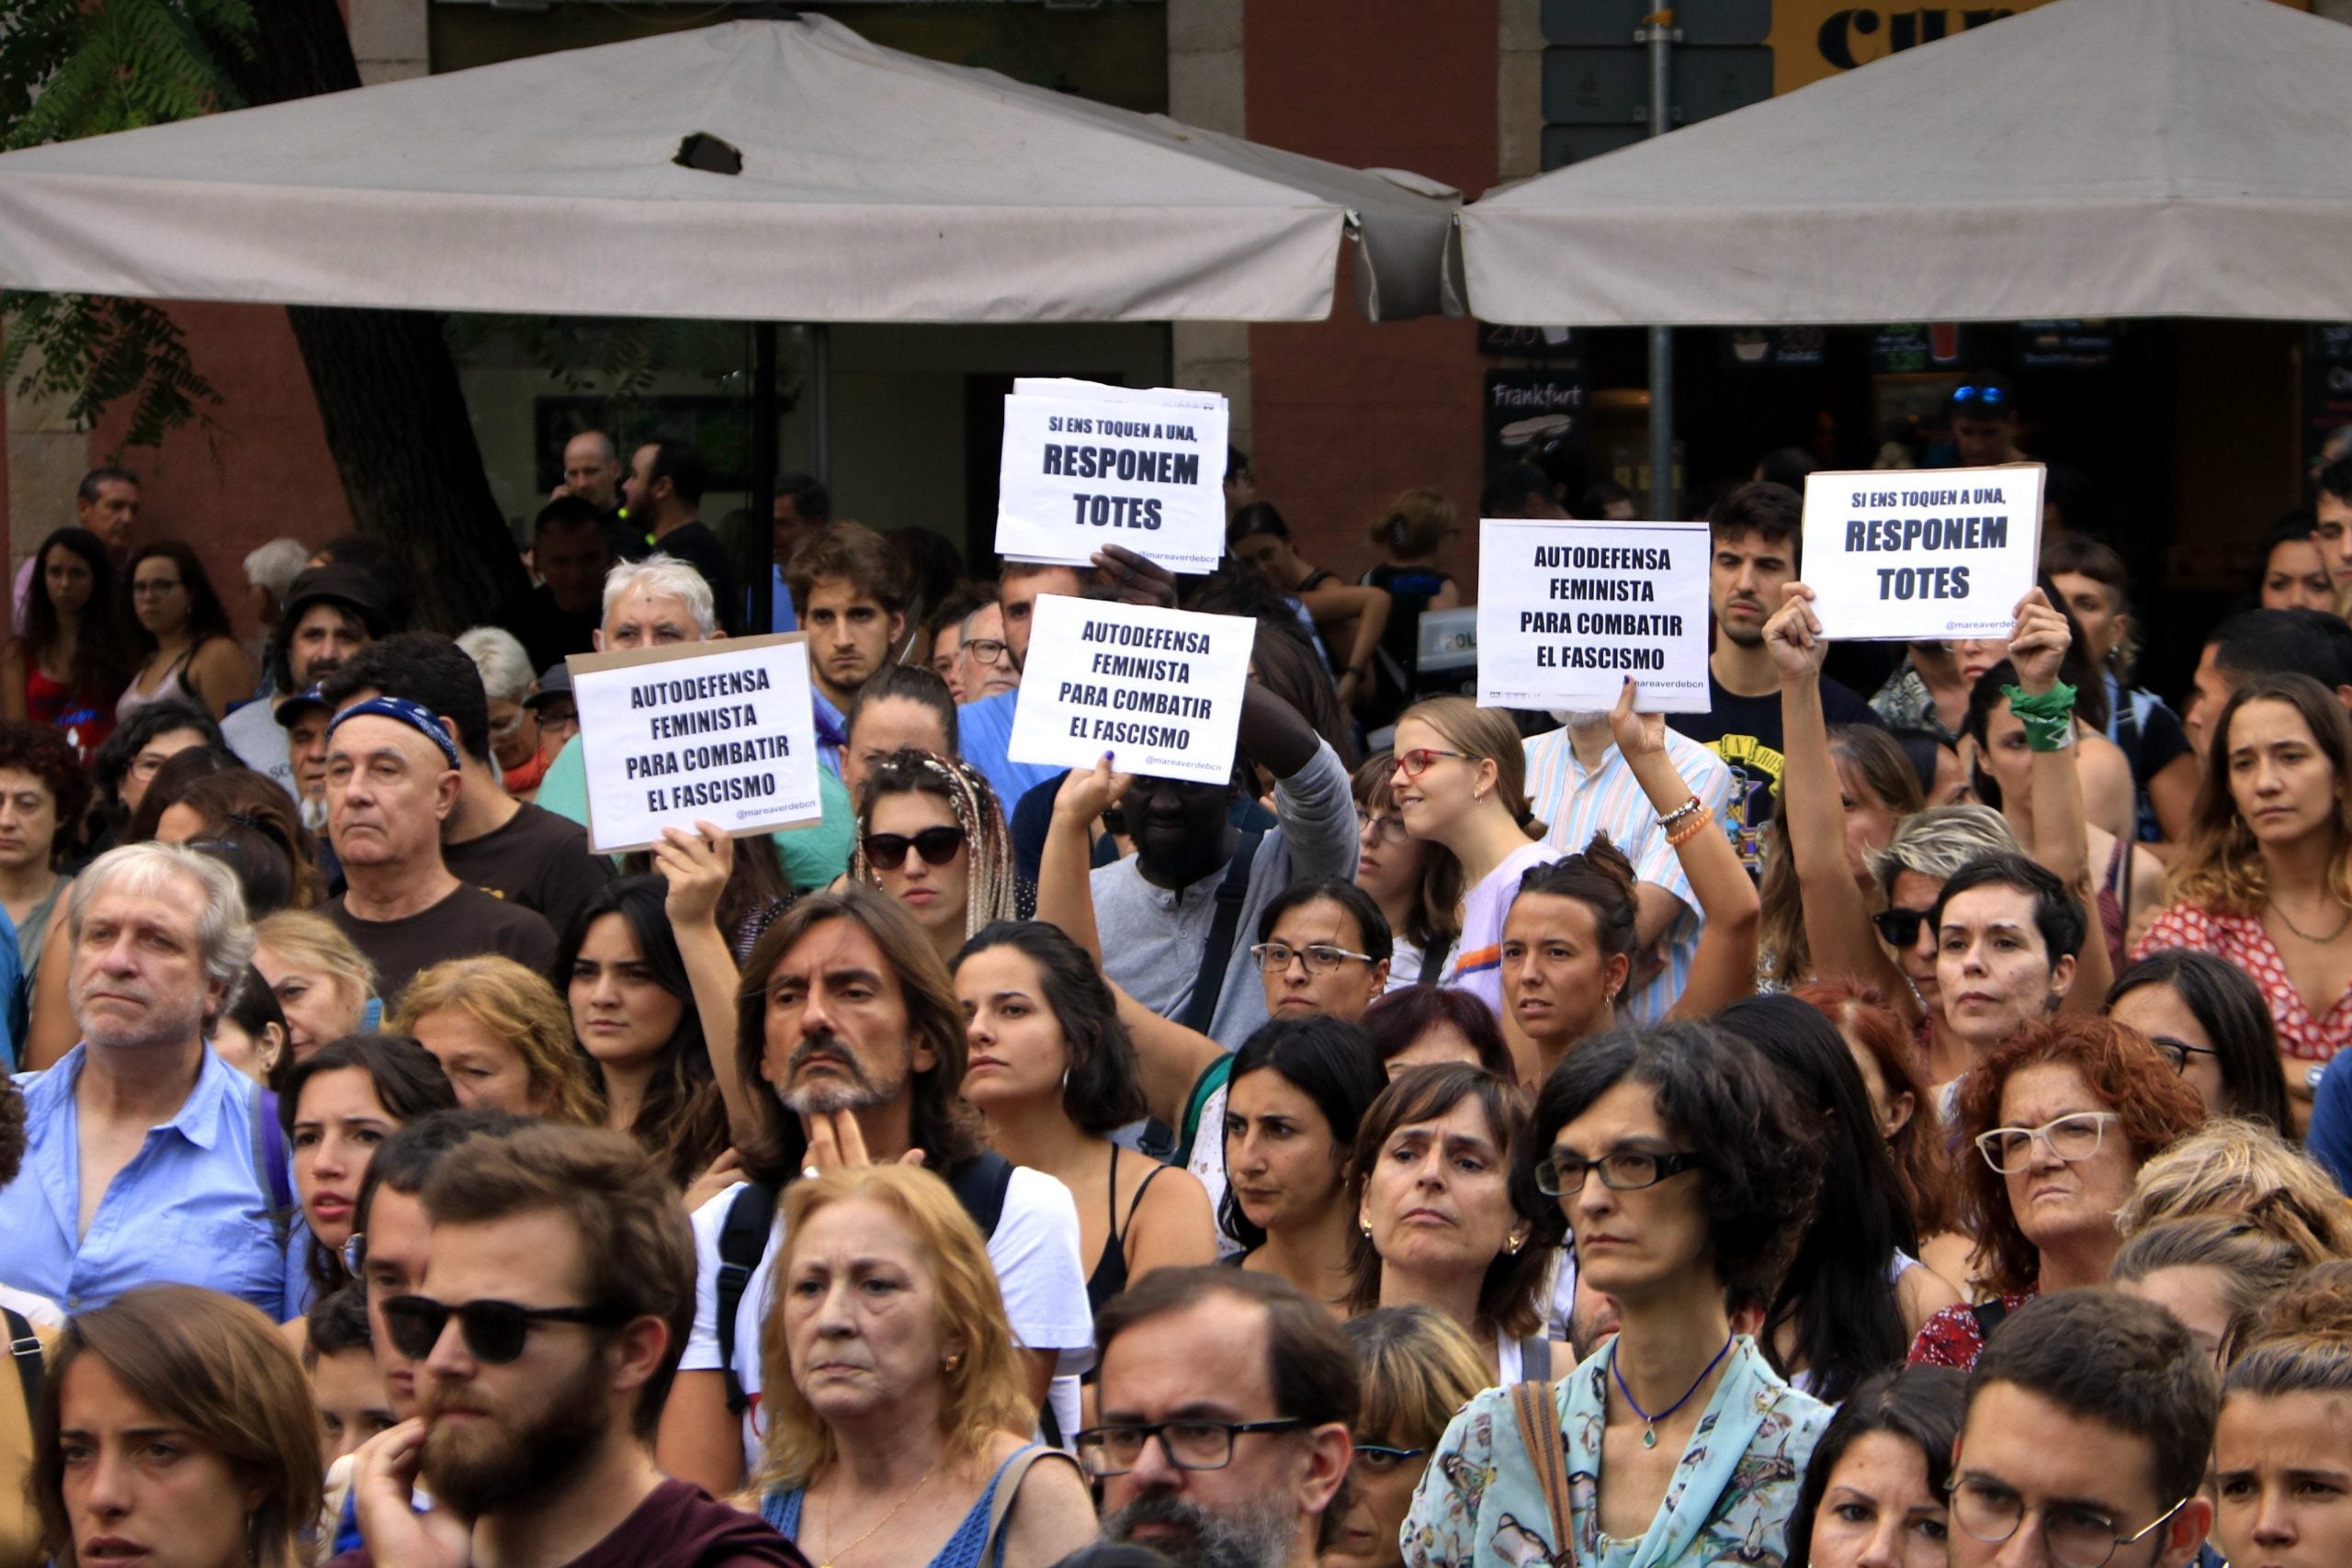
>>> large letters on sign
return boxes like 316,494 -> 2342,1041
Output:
569,633 -> 825,854
1006,595 -> 1252,786
1800,464 -> 2045,641
1476,519 -> 1712,714
996,378 -> 1229,575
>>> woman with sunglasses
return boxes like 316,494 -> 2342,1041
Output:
1328,1305 -> 1489,1568
1345,1064 -> 1563,1382
1353,751 -> 1462,991
278,1033 -> 457,1315
2105,950 -> 2293,1133
117,541 -> 253,723
1407,1023 -> 1830,1567
854,748 -> 1021,975
1908,1016 -> 2204,1371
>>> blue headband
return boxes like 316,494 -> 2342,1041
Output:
329,695 -> 461,771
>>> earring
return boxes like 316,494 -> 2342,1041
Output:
1359,1218 -> 1373,1237
1061,1066 -> 1070,1092
1505,1234 -> 1527,1257
942,1351 -> 962,1372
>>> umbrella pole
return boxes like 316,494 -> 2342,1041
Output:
750,321 -> 779,636
811,323 -> 832,488
1644,9 -> 1677,519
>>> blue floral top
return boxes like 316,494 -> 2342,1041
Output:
1401,1337 -> 1830,1568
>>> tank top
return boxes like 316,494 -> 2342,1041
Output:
763,1446 -> 1048,1568
116,642 -> 204,722
25,668 -> 112,759
1084,1145 -> 1173,1316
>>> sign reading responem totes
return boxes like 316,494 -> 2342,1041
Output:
1006,595 -> 1252,785
568,633 -> 823,854
1477,519 -> 1712,714
996,378 -> 1229,575
1801,464 -> 2045,641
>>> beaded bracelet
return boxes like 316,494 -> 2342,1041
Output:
1656,794 -> 1703,830
1666,806 -> 1715,849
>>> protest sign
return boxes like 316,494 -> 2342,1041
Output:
568,633 -> 824,854
1006,594 -> 1252,785
1476,519 -> 1713,714
997,378 -> 1229,576
1801,464 -> 2045,641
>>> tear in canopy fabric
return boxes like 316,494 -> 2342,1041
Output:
0,15 -> 1458,322
1458,0 -> 2352,326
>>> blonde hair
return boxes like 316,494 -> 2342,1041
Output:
1394,696 -> 1546,840
1346,1304 -> 1493,1450
390,955 -> 603,1127
1367,488 -> 1457,560
2120,1118 -> 2352,1266
253,908 -> 377,1010
754,1166 -> 1033,1493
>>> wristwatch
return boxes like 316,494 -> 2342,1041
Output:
2308,1062 -> 2329,1095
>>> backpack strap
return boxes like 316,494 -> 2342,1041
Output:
249,1089 -> 294,1249
717,1180 -> 781,1417
944,1151 -> 1017,1239
1969,1297 -> 2011,1345
983,1446 -> 1083,1568
1178,830 -> 1263,1039
1508,1380 -> 1574,1556
2,1308 -> 40,1419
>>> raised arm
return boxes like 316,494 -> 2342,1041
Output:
1608,681 -> 1759,1019
1768,586 -> 1921,1021
651,822 -> 752,1143
2004,589 -> 2111,1013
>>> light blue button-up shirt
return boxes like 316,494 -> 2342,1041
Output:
0,1043 -> 287,1316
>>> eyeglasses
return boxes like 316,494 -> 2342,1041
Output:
1355,808 -> 1409,845
1351,1441 -> 1428,1476
1535,1147 -> 1702,1197
342,1233 -> 367,1276
127,751 -> 177,784
1073,1418 -> 1306,1479
2151,1035 -> 2221,1076
379,1294 -> 628,1364
1250,942 -> 1375,975
1950,385 -> 2012,410
1946,1476 -> 2187,1568
861,825 -> 966,870
1973,1111 -> 2120,1175
1871,907 -> 1934,948
961,638 -> 1011,667
1393,748 -> 1472,779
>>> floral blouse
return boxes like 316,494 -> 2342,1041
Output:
1906,1292 -> 2035,1371
2134,903 -> 2352,1061
1402,1337 -> 1831,1568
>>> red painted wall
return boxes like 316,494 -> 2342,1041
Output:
1244,1 -> 1494,595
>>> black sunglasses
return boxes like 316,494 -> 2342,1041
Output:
862,825 -> 965,871
379,1294 -> 628,1364
1871,907 -> 1935,947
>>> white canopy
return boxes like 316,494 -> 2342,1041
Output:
0,15 -> 1458,322
1458,0 -> 2352,326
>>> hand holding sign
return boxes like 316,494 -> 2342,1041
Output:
1800,465 -> 2044,642
1476,519 -> 1713,713
1607,676 -> 1668,765
998,381 -> 1229,576
1091,542 -> 1181,609
1054,750 -> 1135,827
652,820 -> 734,930
1007,596 -> 1252,786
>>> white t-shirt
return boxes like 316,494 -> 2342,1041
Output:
1440,840 -> 1561,1017
681,1169 -> 1095,1475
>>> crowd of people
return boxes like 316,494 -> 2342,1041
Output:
0,380 -> 2348,1568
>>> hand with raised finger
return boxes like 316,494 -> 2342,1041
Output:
1608,677 -> 1667,763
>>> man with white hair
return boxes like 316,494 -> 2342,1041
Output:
0,843 -> 293,1314
533,556 -> 854,887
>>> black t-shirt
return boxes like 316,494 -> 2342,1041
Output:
500,584 -> 601,676
329,1480 -> 807,1568
652,521 -> 741,635
325,878 -> 559,1007
1676,669 -> 1881,869
444,802 -> 614,945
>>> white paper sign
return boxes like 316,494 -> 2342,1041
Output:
1006,595 -> 1252,784
1476,519 -> 1712,714
569,633 -> 825,854
996,378 -> 1230,575
1801,464 -> 2045,641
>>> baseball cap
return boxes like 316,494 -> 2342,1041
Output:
523,663 -> 573,711
281,562 -> 393,637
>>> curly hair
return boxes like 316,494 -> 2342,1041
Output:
0,720 -> 91,866
853,748 -> 1016,940
1512,1021 -> 1825,1305
1954,1017 -> 2208,1296
1793,979 -> 1954,1235
2165,672 -> 2352,915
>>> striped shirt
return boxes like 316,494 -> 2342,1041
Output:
1521,724 -> 1736,1026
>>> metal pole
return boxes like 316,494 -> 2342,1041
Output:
748,321 -> 778,636
1642,10 -> 1677,519
809,322 -> 832,489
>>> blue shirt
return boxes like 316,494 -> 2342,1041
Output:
956,691 -> 1062,818
811,688 -> 848,780
2310,1053 -> 2352,1195
0,1044 -> 288,1315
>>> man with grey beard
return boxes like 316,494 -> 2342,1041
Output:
653,887 -> 1091,1496
1084,1268 -> 1355,1568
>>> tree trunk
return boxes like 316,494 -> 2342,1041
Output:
197,0 -> 526,630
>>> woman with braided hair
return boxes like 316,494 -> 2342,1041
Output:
853,747 -> 1024,973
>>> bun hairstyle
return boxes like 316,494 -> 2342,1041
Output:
1368,489 -> 1457,558
1513,832 -> 1639,960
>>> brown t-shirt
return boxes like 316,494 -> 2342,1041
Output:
329,1479 -> 808,1568
325,878 -> 559,1008
444,801 -> 614,946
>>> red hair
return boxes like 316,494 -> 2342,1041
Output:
1795,979 -> 1954,1235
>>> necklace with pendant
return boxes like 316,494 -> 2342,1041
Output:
1610,1334 -> 1734,1450
812,1458 -> 943,1568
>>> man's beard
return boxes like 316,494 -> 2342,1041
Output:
1101,1491 -> 1299,1568
776,1032 -> 898,1117
420,1354 -> 611,1517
